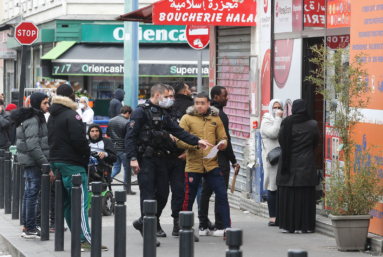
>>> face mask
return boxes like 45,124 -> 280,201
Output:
158,97 -> 169,108
165,99 -> 174,108
79,103 -> 85,109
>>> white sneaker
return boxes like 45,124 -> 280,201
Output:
199,228 -> 210,236
282,230 -> 289,233
212,228 -> 225,237
294,230 -> 302,234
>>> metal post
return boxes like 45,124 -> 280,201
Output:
114,191 -> 126,257
143,200 -> 157,257
19,45 -> 28,107
179,211 -> 194,257
0,149 -> 5,209
71,175 -> 82,257
41,164 -> 50,241
19,166 -> 25,225
4,152 -> 12,214
288,250 -> 308,257
126,158 -> 132,195
12,155 -> 20,219
226,229 -> 243,257
91,182 -> 102,257
55,170 -> 65,251
197,50 -> 202,93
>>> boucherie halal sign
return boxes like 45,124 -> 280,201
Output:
152,0 -> 257,26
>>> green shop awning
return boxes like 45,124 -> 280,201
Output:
41,41 -> 77,60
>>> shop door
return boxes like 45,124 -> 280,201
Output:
216,26 -> 251,192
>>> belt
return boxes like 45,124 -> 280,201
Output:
153,150 -> 165,157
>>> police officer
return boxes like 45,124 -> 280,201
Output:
126,84 -> 212,247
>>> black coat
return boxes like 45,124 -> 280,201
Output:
109,89 -> 125,118
0,110 -> 11,149
106,114 -> 129,152
88,123 -> 117,166
48,96 -> 90,169
173,94 -> 194,115
276,119 -> 319,187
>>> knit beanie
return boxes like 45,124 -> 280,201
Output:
57,84 -> 74,97
30,92 -> 48,110
5,103 -> 17,111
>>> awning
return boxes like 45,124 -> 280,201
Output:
116,3 -> 157,23
48,44 -> 209,77
41,41 -> 76,60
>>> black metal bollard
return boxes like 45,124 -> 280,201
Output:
41,164 -> 51,241
71,174 -> 82,257
114,191 -> 126,257
19,166 -> 25,225
0,149 -> 5,209
4,152 -> 12,214
288,250 -> 308,257
91,182 -> 102,257
179,211 -> 195,257
125,158 -> 132,194
226,229 -> 243,257
143,200 -> 157,257
55,170 -> 65,251
12,155 -> 20,219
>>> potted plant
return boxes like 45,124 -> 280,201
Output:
306,45 -> 383,251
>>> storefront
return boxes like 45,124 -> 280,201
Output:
0,30 -> 17,105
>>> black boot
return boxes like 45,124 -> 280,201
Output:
157,221 -> 167,237
172,217 -> 180,236
134,219 -> 161,247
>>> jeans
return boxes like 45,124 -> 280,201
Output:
22,165 -> 42,232
111,151 -> 127,188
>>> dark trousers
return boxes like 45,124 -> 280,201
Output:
137,156 -> 169,219
22,166 -> 41,231
35,182 -> 56,227
267,190 -> 277,218
183,168 -> 231,229
199,158 -> 230,229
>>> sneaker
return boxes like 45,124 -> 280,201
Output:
21,227 -> 27,237
294,230 -> 302,234
36,226 -> 41,232
24,229 -> 41,239
212,228 -> 225,237
282,230 -> 289,233
81,241 -> 109,252
49,226 -> 55,233
199,227 -> 210,236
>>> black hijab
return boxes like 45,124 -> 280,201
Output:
280,99 -> 312,174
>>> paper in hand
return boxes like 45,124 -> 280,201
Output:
203,140 -> 226,159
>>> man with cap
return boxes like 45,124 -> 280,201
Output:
11,92 -> 53,239
47,84 -> 107,251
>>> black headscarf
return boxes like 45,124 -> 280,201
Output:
280,99 -> 312,174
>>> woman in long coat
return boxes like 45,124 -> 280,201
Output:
276,99 -> 319,233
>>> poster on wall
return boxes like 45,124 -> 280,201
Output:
249,56 -> 259,116
274,0 -> 302,33
261,0 -> 272,118
273,38 -> 302,107
327,0 -> 351,28
304,0 -> 325,28
350,0 -> 383,236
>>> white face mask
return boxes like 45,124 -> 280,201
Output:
165,99 -> 174,108
79,103 -> 85,109
158,97 -> 169,108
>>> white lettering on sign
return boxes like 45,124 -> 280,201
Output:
169,30 -> 179,41
143,30 -> 155,41
113,27 -> 130,41
113,27 -> 186,42
17,29 -> 37,37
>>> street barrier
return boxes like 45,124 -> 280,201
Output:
114,190 -> 126,257
71,174 -> 82,257
226,228 -> 243,257
91,182 -> 102,257
143,200 -> 157,257
19,166 -> 25,225
4,152 -> 12,214
12,155 -> 20,220
55,169 -> 65,251
41,164 -> 51,241
0,149 -> 5,209
288,250 -> 308,257
179,211 -> 195,257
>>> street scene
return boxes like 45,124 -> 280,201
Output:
0,0 -> 383,256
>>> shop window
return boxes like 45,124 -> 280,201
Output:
274,0 -> 303,33
327,0 -> 351,28
304,0 -> 325,30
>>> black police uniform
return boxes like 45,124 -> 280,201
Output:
125,100 -> 200,220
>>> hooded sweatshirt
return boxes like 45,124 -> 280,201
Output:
108,89 -> 125,118
87,123 -> 117,166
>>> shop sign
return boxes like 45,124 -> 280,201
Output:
274,0 -> 302,33
304,0 -> 325,27
0,31 -> 17,59
261,0 -> 272,119
327,0 -> 351,28
81,24 -> 187,43
152,0 -> 257,26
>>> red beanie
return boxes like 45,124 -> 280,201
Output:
5,103 -> 17,111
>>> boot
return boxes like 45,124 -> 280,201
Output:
157,221 -> 167,237
133,219 -> 161,247
172,217 -> 180,237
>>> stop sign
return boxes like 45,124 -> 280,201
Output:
14,21 -> 39,45
185,25 -> 210,50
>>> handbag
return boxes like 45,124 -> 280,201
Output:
262,139 -> 281,166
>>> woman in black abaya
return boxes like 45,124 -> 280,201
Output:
275,99 -> 320,233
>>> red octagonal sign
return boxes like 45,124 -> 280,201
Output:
15,21 -> 39,45
185,25 -> 210,50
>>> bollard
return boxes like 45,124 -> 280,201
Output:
114,191 -> 126,257
143,200 -> 157,257
226,229 -> 243,257
19,166 -> 25,225
71,174 -> 82,257
4,152 -> 12,214
41,164 -> 51,241
12,155 -> 20,220
288,250 -> 308,257
125,158 -> 132,194
179,211 -> 195,257
0,149 -> 5,209
55,170 -> 65,251
91,182 -> 102,257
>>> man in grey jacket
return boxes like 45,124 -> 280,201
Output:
11,92 -> 53,239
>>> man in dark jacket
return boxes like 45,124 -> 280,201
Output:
198,86 -> 241,237
106,105 -> 135,192
11,92 -> 52,239
0,98 -> 11,150
5,103 -> 17,145
172,81 -> 194,115
48,84 -> 107,251
109,88 -> 125,118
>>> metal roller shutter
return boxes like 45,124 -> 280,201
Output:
216,26 -> 251,192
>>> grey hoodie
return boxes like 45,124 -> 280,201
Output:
108,89 -> 125,118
